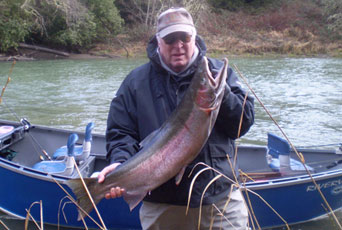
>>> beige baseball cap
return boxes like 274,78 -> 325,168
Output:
157,7 -> 196,38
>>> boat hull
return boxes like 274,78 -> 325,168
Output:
243,169 -> 342,228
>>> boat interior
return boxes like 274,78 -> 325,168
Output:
0,119 -> 108,179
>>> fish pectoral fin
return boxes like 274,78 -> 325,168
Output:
123,191 -> 147,211
175,166 -> 186,186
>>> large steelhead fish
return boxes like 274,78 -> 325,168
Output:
65,56 -> 228,220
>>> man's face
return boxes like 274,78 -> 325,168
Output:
158,32 -> 196,73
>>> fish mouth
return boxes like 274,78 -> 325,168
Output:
196,57 -> 228,110
214,58 -> 228,94
203,57 -> 216,88
202,57 -> 228,93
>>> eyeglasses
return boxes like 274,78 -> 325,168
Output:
162,32 -> 193,45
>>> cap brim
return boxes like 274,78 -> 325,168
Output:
159,24 -> 194,38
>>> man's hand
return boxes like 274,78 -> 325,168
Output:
98,163 -> 125,199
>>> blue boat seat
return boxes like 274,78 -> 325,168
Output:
53,145 -> 83,160
266,133 -> 314,173
32,133 -> 78,176
52,122 -> 94,163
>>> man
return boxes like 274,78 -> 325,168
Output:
98,7 -> 254,230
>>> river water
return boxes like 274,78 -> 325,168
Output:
0,57 -> 341,229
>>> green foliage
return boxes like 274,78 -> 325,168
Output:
50,20 -> 97,48
0,0 -> 123,51
0,18 -> 30,52
322,0 -> 342,39
0,0 -> 31,52
82,0 -> 123,40
21,0 -> 99,49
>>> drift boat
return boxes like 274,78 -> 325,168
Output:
0,119 -> 341,229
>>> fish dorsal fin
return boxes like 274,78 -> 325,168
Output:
139,128 -> 160,149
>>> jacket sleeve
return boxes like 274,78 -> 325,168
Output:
105,77 -> 140,164
215,67 -> 255,139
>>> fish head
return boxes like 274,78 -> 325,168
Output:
193,57 -> 228,111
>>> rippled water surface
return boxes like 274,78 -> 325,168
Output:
234,57 -> 342,147
1,57 -> 340,147
0,57 -> 341,229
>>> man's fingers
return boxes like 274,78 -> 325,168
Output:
105,192 -> 111,199
104,187 -> 125,199
98,174 -> 104,183
98,163 -> 121,184
98,163 -> 123,199
102,166 -> 111,175
111,187 -> 124,198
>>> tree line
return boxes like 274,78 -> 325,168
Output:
0,0 -> 341,53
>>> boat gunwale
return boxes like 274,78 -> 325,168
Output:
0,156 -> 70,182
243,168 -> 342,190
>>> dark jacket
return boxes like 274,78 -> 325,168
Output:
106,35 -> 254,207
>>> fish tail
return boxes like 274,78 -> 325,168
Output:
65,177 -> 101,221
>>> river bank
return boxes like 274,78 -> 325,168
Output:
2,14 -> 342,62
1,32 -> 341,62
89,32 -> 342,58
1,42 -> 340,63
